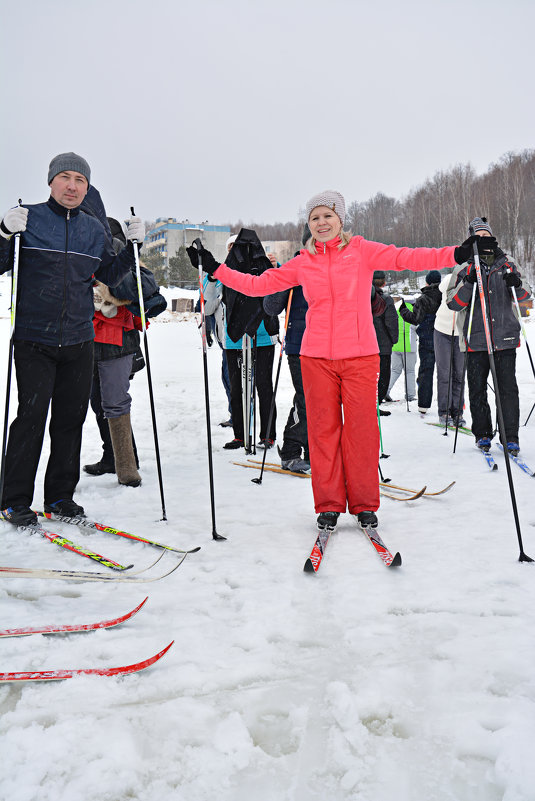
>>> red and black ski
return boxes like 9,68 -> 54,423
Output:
303,525 -> 337,573
36,511 -> 200,554
352,516 -> 402,567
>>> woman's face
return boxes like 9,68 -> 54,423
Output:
308,206 -> 342,242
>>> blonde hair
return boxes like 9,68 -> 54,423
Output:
305,229 -> 352,254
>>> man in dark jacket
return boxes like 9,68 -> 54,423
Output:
0,152 -> 144,526
399,270 -> 442,414
372,271 -> 399,410
447,217 -> 531,455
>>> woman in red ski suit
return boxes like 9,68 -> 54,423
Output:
191,191 -> 460,530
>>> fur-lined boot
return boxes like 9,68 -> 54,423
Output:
108,413 -> 142,487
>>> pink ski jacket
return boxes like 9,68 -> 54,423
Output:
215,236 -> 457,360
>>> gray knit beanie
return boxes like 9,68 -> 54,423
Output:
305,190 -> 346,227
48,152 -> 91,185
468,216 -> 492,236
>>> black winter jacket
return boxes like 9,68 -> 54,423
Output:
373,289 -> 399,355
399,283 -> 442,350
446,254 -> 530,352
0,196 -> 136,346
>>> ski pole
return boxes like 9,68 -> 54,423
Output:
469,229 -> 531,562
402,312 -> 410,411
453,284 -> 476,454
251,334 -> 257,454
130,207 -> 167,522
192,238 -> 226,541
0,200 -> 22,505
508,273 -> 535,388
377,401 -> 389,459
443,313 -> 456,437
252,290 -> 293,485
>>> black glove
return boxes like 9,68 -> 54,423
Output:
503,270 -> 522,288
454,235 -> 477,264
186,244 -> 219,278
493,246 -> 506,261
464,265 -> 478,284
478,235 -> 499,255
398,299 -> 410,320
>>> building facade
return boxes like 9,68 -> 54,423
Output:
145,218 -> 231,265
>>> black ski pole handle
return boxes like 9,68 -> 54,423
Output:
192,238 -> 203,251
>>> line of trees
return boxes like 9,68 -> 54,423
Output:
144,148 -> 534,290
345,150 -> 535,274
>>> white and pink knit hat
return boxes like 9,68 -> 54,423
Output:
305,190 -> 346,227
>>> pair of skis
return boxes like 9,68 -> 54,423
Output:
233,459 -> 455,501
478,443 -> 535,477
429,422 -> 535,477
0,597 -> 174,682
304,517 -> 401,573
1,512 -> 200,581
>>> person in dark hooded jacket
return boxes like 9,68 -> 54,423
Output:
447,218 -> 531,455
399,270 -> 442,414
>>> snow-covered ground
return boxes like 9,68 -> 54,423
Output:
1,277 -> 535,801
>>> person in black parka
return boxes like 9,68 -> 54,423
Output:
399,270 -> 442,413
372,271 -> 399,408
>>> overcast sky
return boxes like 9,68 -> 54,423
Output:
2,0 -> 534,228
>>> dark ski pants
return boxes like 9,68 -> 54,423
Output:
377,354 -> 391,404
434,330 -> 465,418
221,348 -> 232,417
467,348 -> 519,442
416,344 -> 435,409
2,339 -> 94,509
226,345 -> 276,441
280,353 -> 309,461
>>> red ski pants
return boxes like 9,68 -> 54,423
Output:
300,354 -> 380,514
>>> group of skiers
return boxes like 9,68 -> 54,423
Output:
0,153 -> 530,535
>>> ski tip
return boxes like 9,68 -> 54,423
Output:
188,546 -> 202,553
389,552 -> 402,568
303,559 -> 316,573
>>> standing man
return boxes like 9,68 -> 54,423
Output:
0,152 -> 144,525
447,217 -> 531,455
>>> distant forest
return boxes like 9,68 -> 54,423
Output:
230,149 -> 535,279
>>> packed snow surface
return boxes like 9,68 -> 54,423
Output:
1,281 -> 535,801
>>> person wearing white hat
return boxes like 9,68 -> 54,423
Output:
189,190 -> 475,533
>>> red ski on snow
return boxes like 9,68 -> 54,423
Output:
0,640 -> 174,683
0,597 -> 148,638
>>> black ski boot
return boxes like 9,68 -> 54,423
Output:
83,459 -> 115,476
223,438 -> 244,450
44,499 -> 86,518
317,511 -> 340,531
357,511 -> 378,528
1,506 -> 38,526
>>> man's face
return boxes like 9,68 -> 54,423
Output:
49,170 -> 88,209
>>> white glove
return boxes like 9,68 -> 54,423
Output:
124,216 -> 145,243
1,206 -> 28,239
